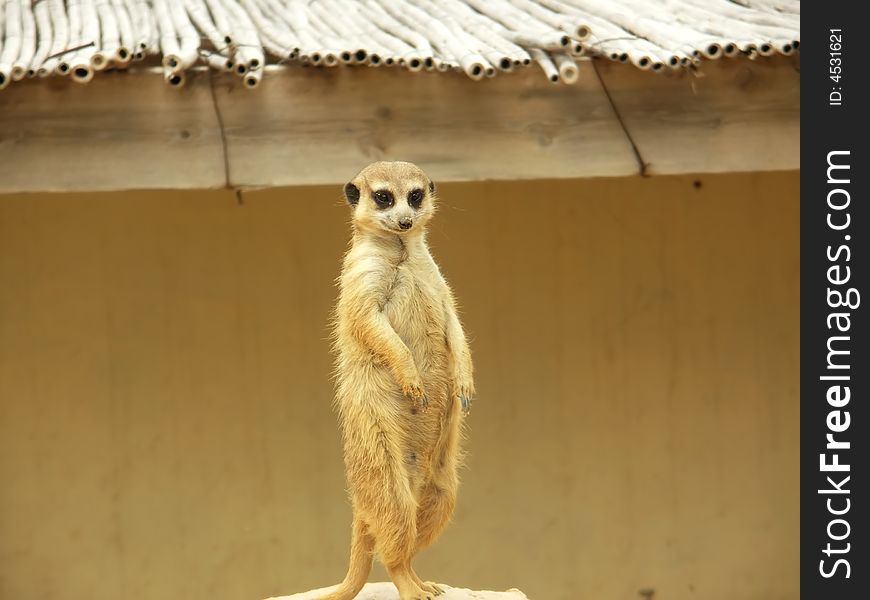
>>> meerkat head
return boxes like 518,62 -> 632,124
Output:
343,161 -> 437,236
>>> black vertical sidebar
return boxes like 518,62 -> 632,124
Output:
801,3 -> 867,599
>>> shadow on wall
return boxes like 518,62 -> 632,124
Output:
0,171 -> 799,600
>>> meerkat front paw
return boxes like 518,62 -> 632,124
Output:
452,376 -> 475,414
402,379 -> 429,411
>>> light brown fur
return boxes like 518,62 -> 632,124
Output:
321,162 -> 474,600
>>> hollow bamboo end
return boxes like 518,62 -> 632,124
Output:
704,43 -> 722,59
91,52 -> 109,70
163,55 -> 181,70
165,71 -> 185,87
559,64 -> 578,84
467,63 -> 485,80
72,64 -> 94,84
116,47 -> 132,64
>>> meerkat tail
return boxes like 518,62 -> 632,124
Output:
317,518 -> 374,600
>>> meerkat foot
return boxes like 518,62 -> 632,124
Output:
421,581 -> 444,596
389,564 -> 433,600
409,567 -> 444,596
394,581 -> 433,600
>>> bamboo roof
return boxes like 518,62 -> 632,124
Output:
0,0 -> 800,90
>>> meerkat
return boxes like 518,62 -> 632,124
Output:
321,161 -> 475,600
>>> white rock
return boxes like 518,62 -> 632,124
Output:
267,582 -> 530,600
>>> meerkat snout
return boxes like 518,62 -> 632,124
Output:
398,217 -> 413,230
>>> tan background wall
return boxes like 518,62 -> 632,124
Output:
0,172 -> 799,600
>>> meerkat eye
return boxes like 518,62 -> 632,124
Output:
408,188 -> 423,208
372,190 -> 394,208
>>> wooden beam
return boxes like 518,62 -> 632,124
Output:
211,63 -> 637,187
594,56 -> 800,176
0,58 -> 799,194
0,70 -> 226,193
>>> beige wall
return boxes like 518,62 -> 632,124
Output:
0,172 -> 799,600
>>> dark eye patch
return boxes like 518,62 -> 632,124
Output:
372,189 -> 394,208
408,188 -> 423,208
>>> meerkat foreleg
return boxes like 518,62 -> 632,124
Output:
443,298 -> 475,412
350,305 -> 428,408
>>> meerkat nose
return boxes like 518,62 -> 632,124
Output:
398,218 -> 413,230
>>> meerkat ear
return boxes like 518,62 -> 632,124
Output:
428,181 -> 436,194
344,182 -> 360,206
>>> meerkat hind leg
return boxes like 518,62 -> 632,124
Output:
361,463 -> 431,600
407,429 -> 461,596
407,483 -> 455,597
414,416 -> 461,555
